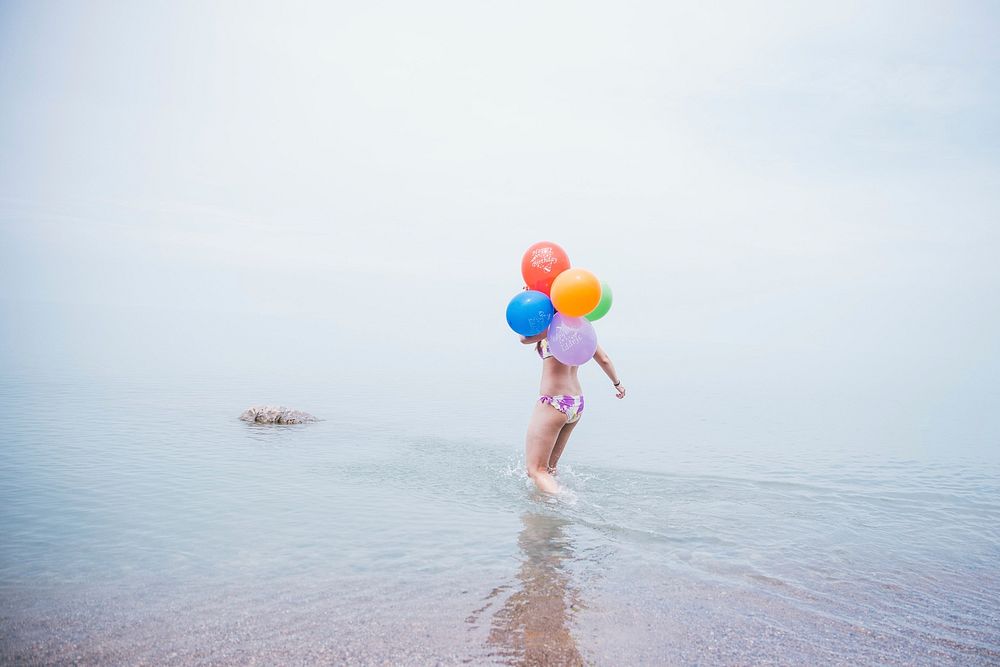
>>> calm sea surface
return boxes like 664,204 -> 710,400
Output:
1,372 -> 998,665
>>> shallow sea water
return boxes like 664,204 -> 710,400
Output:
1,374 -> 998,665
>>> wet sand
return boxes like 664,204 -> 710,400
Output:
4,534 -> 998,666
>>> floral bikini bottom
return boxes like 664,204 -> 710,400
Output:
539,394 -> 585,424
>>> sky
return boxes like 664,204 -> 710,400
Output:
1,1 -> 998,450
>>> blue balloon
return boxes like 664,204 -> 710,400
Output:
506,290 -> 555,336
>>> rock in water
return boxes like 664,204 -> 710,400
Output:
240,406 -> 318,424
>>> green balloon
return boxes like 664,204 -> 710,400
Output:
585,281 -> 613,321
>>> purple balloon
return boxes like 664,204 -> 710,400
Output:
546,313 -> 598,366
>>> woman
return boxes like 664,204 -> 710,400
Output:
520,331 -> 626,494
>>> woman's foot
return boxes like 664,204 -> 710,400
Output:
528,468 -> 561,495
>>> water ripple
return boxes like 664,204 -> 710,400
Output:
1,377 -> 998,664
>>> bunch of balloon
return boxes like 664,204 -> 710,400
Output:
504,241 -> 613,365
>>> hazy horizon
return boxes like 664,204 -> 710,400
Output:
2,1 -> 998,454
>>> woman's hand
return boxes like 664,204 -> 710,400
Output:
593,345 -> 625,398
520,330 -> 548,344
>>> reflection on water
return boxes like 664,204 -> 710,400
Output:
482,513 -> 584,666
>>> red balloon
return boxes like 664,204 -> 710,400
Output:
521,241 -> 571,295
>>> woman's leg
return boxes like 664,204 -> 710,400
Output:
547,419 -> 580,473
525,402 -> 569,494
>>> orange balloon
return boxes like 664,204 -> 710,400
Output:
521,241 -> 571,295
550,268 -> 602,317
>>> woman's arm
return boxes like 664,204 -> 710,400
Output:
593,345 -> 626,399
519,330 -> 548,344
